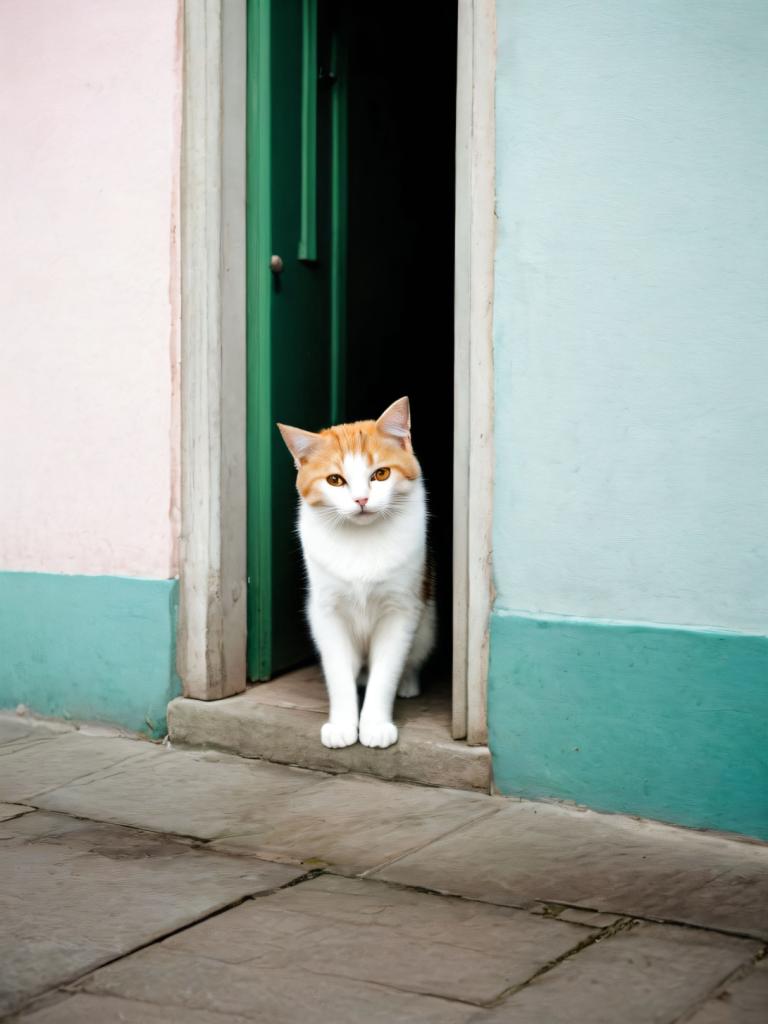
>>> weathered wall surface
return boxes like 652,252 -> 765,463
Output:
0,0 -> 182,579
489,0 -> 768,838
0,0 -> 182,733
492,0 -> 768,633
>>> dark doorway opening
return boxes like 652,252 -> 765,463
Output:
247,0 -> 457,698
339,1 -> 457,689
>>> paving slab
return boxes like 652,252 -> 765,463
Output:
35,739 -> 498,872
374,800 -> 768,938
467,922 -> 761,1023
35,745 -> 330,840
0,713 -> 74,747
0,736 -> 57,760
0,714 -> 40,744
168,668 -> 490,792
78,948 -> 481,1024
0,737 -> 51,762
211,773 -> 500,872
76,874 -> 597,1020
85,874 -> 593,1008
20,992 -> 253,1024
0,732 -> 160,803
0,810 -> 303,1016
685,957 -> 768,1024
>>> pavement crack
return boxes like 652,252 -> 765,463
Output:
359,805 -> 504,878
670,943 -> 768,1024
363,875 -> 536,912
483,916 -> 638,1008
49,986 -> 249,1023
360,879 -> 768,944
0,806 -> 35,824
249,867 -> 327,894
578,904 -> 768,944
20,747 -> 159,804
3,986 -> 80,1022
6,806 -> 206,848
7,869 -> 321,1020
295,963 -> 493,1008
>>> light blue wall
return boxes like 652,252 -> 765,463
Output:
490,1 -> 768,837
493,0 -> 768,629
0,573 -> 180,738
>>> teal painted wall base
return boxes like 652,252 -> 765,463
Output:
0,572 -> 180,738
489,612 -> 768,841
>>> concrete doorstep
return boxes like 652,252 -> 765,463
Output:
167,666 -> 491,792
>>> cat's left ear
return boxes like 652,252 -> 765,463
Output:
376,396 -> 411,451
277,423 -> 323,469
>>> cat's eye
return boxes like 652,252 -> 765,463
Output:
326,474 -> 345,487
371,467 -> 391,482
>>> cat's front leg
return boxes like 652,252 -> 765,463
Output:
359,612 -> 417,748
309,604 -> 361,748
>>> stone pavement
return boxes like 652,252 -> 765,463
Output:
0,714 -> 766,1023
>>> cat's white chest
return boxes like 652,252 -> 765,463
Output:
298,482 -> 426,628
305,525 -> 411,584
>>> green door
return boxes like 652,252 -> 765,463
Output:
247,0 -> 345,679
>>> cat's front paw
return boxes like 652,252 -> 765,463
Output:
359,719 -> 398,748
321,721 -> 358,748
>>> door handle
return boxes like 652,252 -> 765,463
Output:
270,255 -> 284,274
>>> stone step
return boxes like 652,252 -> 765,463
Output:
168,666 -> 490,792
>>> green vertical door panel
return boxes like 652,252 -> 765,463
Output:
247,0 -> 337,680
299,0 -> 318,261
329,24 -> 348,425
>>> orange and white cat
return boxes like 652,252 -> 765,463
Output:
278,397 -> 435,749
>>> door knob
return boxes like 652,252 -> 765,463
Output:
269,255 -> 284,274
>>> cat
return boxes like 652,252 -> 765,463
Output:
278,396 -> 435,749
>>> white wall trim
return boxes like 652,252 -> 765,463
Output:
178,0 -> 248,701
452,0 -> 496,743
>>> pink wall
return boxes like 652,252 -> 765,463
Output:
0,0 -> 182,579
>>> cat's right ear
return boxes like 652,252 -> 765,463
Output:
277,424 -> 323,469
376,396 -> 412,450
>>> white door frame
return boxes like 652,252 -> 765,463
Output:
452,0 -> 496,744
178,0 -> 496,746
177,0 -> 248,701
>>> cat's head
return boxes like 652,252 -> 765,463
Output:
277,397 -> 421,526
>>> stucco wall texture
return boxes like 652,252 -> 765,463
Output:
0,0 -> 182,579
492,0 -> 768,633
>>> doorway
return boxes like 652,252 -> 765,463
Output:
246,2 -> 457,704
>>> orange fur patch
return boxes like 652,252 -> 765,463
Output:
296,419 -> 421,502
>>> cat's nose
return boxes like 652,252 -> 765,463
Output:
354,497 -> 369,508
